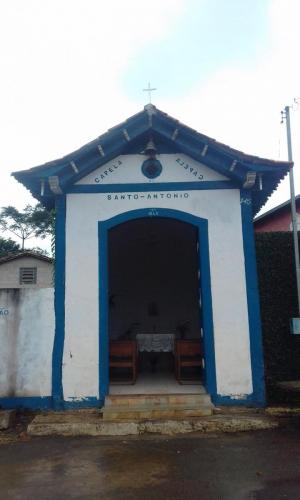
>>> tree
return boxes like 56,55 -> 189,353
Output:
0,204 -> 54,250
0,237 -> 20,257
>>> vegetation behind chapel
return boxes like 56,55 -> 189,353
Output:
256,232 -> 300,403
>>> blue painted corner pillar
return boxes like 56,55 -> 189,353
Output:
52,195 -> 66,409
240,190 -> 266,406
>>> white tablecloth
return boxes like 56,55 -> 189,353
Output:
136,334 -> 175,353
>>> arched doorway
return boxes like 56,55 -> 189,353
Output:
98,209 -> 216,400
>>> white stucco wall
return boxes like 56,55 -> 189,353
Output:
64,155 -> 253,401
0,288 -> 54,397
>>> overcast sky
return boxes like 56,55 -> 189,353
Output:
1,0 -> 300,249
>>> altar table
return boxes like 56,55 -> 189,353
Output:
136,333 -> 175,353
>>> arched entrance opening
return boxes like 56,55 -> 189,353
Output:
98,208 -> 216,401
107,216 -> 204,394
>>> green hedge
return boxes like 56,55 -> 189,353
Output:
255,232 -> 300,402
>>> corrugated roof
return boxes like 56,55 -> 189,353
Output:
254,195 -> 300,223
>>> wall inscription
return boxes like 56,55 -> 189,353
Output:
106,192 -> 190,201
175,157 -> 204,180
76,153 -> 229,185
94,159 -> 123,183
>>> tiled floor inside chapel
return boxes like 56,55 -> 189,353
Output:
109,371 -> 204,395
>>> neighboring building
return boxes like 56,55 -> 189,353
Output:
0,251 -> 53,288
254,195 -> 300,232
1,104 -> 291,410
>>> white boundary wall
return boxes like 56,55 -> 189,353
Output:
0,288 -> 54,397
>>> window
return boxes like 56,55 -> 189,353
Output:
19,267 -> 37,285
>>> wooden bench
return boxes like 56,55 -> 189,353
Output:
109,340 -> 138,384
175,340 -> 202,383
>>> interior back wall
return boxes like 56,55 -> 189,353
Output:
108,218 -> 201,339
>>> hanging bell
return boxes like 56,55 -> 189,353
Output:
144,139 -> 157,156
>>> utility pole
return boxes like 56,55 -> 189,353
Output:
282,105 -> 300,318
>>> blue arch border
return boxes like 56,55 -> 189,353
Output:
98,208 -> 217,402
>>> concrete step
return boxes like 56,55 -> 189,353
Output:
102,405 -> 213,421
105,393 -> 212,407
27,410 -> 279,436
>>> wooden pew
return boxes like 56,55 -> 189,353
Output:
175,340 -> 202,382
109,340 -> 138,384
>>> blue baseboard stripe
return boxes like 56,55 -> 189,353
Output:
0,397 -> 52,410
0,397 -> 104,410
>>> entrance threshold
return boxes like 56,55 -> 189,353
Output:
109,372 -> 204,395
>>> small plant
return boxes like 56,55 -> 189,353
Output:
176,320 -> 191,339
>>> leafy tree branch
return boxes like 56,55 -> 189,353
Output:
0,203 -> 55,251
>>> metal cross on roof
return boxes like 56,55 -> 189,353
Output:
143,82 -> 156,104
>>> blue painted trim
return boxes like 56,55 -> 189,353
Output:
98,208 -> 217,402
0,397 -> 52,410
198,220 -> 216,395
240,190 -> 266,406
67,181 -> 237,194
99,224 -> 109,401
0,396 -> 104,410
51,195 -> 66,409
